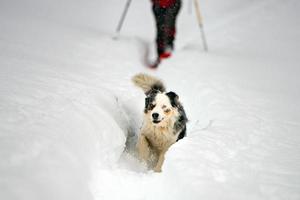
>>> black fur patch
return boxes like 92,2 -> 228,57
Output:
145,83 -> 165,96
166,91 -> 179,107
144,90 -> 158,113
152,83 -> 165,93
175,113 -> 188,141
166,91 -> 188,141
176,126 -> 186,141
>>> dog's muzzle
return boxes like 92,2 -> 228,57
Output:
152,113 -> 161,124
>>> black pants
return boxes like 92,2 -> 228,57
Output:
152,0 -> 181,56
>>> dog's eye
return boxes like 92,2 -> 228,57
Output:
164,109 -> 171,114
149,104 -> 156,110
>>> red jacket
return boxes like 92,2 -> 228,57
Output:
152,0 -> 176,8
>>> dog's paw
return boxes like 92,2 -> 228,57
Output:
153,167 -> 162,173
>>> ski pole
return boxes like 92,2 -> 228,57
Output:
114,0 -> 132,39
193,0 -> 208,51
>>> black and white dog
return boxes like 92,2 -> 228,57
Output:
132,73 -> 187,172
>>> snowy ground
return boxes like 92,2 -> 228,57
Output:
1,0 -> 300,200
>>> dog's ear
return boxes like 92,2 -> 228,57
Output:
166,91 -> 179,107
144,90 -> 158,112
145,97 -> 151,108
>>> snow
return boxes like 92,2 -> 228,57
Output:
1,0 -> 300,200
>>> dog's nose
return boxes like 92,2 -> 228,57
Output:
152,113 -> 159,119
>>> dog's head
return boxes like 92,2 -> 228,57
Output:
144,90 -> 180,126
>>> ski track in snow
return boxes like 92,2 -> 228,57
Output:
1,0 -> 300,200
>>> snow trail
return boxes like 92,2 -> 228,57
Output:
1,0 -> 300,200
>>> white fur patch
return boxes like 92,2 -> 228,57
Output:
151,93 -> 173,122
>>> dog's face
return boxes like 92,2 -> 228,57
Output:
144,90 -> 179,126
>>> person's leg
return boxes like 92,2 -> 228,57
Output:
152,5 -> 167,57
164,0 -> 181,49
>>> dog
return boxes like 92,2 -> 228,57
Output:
132,73 -> 188,172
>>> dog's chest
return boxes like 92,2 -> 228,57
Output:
143,125 -> 177,151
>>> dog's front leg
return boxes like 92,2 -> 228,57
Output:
153,150 -> 166,172
136,134 -> 150,164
